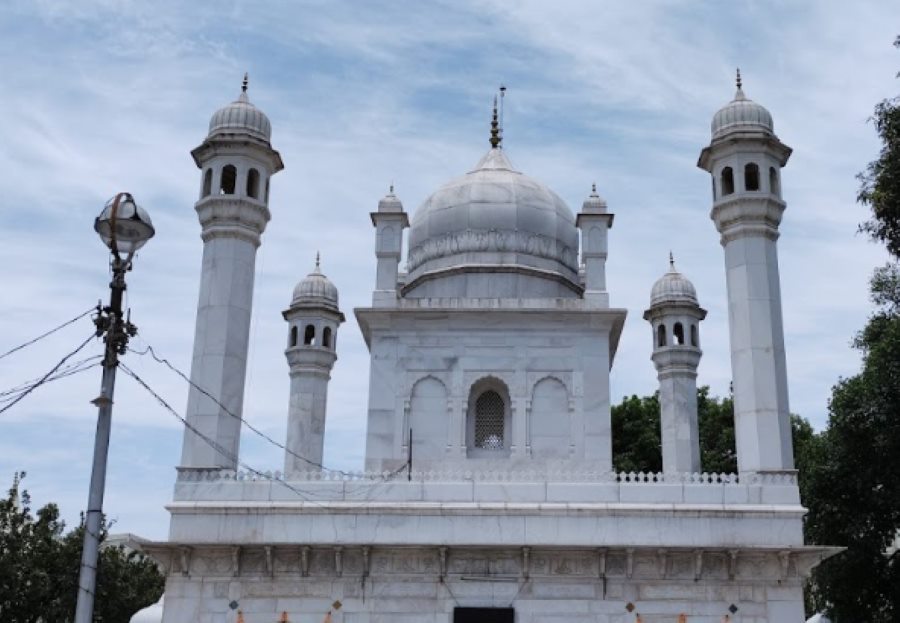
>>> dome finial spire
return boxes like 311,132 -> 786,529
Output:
669,251 -> 675,270
242,72 -> 249,93
489,95 -> 502,149
736,68 -> 742,91
315,251 -> 320,271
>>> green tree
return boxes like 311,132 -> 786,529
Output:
803,36 -> 900,621
0,473 -> 164,622
612,388 -> 817,482
804,265 -> 900,622
858,36 -> 900,256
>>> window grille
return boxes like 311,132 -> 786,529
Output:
474,390 -> 505,449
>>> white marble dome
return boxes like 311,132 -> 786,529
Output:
208,80 -> 272,142
405,147 -> 579,297
711,83 -> 773,139
650,258 -> 699,307
291,259 -> 339,309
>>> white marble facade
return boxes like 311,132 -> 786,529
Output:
151,79 -> 838,622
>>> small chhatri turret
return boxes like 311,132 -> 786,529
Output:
643,254 -> 707,474
283,255 -> 345,474
370,184 -> 409,306
576,183 -> 615,307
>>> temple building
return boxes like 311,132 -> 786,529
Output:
143,72 -> 838,623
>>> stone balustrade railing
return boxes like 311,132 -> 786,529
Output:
176,467 -> 798,486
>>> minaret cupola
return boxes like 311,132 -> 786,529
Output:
644,254 -> 706,474
283,255 -> 345,474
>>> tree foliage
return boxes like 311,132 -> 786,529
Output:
858,36 -> 900,257
611,386 -> 814,477
0,474 -> 164,622
804,264 -> 900,622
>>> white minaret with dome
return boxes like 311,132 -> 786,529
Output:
643,254 -> 706,474
179,74 -> 284,470
698,69 -> 794,475
282,255 -> 344,473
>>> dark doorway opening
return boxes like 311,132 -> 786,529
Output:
454,607 -> 514,623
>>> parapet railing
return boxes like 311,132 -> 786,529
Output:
176,468 -> 797,486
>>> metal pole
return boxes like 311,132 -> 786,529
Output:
74,259 -> 128,623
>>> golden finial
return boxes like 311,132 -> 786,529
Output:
236,611 -> 245,623
735,68 -> 742,90
489,95 -> 501,149
242,72 -> 249,93
279,612 -> 290,622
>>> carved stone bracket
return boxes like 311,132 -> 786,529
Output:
694,550 -> 704,581
522,547 -> 531,580
300,546 -> 310,577
180,547 -> 192,576
232,546 -> 242,577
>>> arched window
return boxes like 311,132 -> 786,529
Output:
657,324 -> 667,348
202,169 -> 213,197
466,378 -> 511,457
769,167 -> 780,196
246,168 -> 260,198
690,324 -> 698,347
673,322 -> 685,345
474,391 -> 505,449
220,165 -> 237,194
303,324 -> 315,346
745,163 -> 760,191
721,167 -> 734,196
290,326 -> 298,347
322,326 -> 332,349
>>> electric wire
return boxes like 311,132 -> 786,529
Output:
0,306 -> 96,361
118,362 -> 335,503
0,355 -> 103,402
0,334 -> 97,416
128,343 -> 407,482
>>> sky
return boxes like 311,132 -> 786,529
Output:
0,0 -> 897,540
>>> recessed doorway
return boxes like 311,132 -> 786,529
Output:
454,607 -> 514,623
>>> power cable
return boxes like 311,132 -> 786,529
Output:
0,355 -> 103,401
0,306 -> 96,361
128,343 -> 407,481
118,362 -> 332,503
0,334 -> 97,416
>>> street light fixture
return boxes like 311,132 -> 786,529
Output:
74,192 -> 154,623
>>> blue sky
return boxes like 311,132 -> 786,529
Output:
0,1 -> 897,539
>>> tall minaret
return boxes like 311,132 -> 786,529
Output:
698,70 -> 794,474
283,256 -> 344,475
643,255 -> 706,474
180,76 -> 284,469
370,185 -> 408,306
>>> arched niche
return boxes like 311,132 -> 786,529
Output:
529,377 -> 570,458
408,377 -> 448,461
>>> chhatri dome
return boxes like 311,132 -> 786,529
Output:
207,73 -> 273,142
290,254 -> 339,310
650,253 -> 699,307
710,69 -> 774,139
405,99 -> 579,297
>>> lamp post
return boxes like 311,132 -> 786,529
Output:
74,192 -> 154,623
